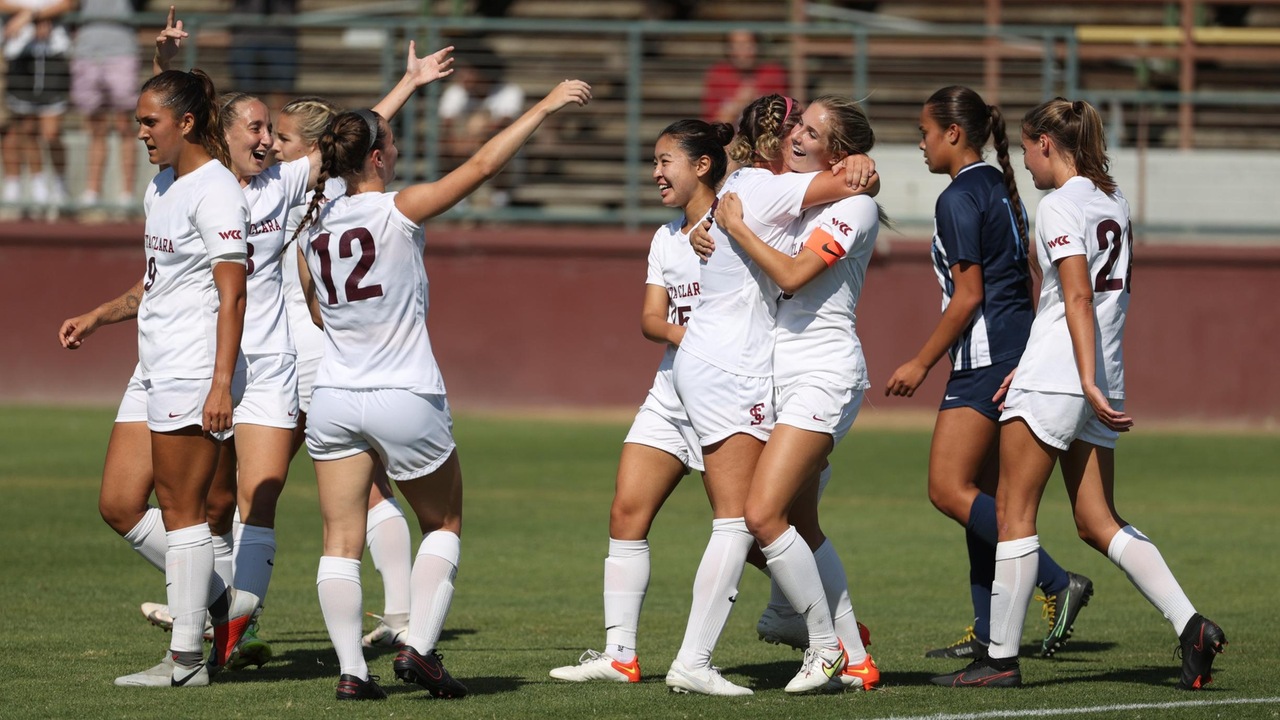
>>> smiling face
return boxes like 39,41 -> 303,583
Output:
785,102 -> 839,174
652,134 -> 707,210
136,90 -> 189,168
918,105 -> 955,176
224,98 -> 274,181
272,112 -> 312,163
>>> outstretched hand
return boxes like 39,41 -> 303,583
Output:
155,5 -> 187,71
404,41 -> 455,88
539,80 -> 592,114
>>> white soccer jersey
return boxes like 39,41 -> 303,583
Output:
773,195 -> 879,388
240,156 -> 312,355
138,160 -> 251,379
283,176 -> 346,363
640,214 -> 705,416
1011,176 -> 1131,399
678,167 -> 816,377
301,191 -> 444,394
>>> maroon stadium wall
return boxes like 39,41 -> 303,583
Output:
3,222 -> 1277,425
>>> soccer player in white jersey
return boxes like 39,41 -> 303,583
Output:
292,80 -> 591,700
93,66 -> 252,688
702,95 -> 884,693
548,118 -> 732,685
885,86 -> 1091,661
276,96 -> 417,652
935,98 -> 1226,690
667,93 -> 877,696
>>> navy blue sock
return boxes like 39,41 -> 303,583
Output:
968,492 -> 1070,595
965,526 -> 994,644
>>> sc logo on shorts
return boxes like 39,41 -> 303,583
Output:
749,403 -> 765,426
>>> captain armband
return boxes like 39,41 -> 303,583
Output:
802,227 -> 846,268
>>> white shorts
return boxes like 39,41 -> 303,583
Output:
775,380 -> 864,445
673,351 -> 774,446
623,404 -> 705,472
294,354 -> 321,415
234,352 -> 299,429
306,387 -> 456,481
115,364 -> 147,423
144,374 -> 246,442
1000,388 -> 1122,451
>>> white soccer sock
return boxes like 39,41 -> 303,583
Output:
813,538 -> 866,663
760,565 -> 794,614
232,524 -> 276,603
603,538 -> 649,662
762,526 -> 838,650
212,530 -> 234,590
366,498 -> 412,627
988,535 -> 1040,661
675,517 -> 753,669
166,523 -> 215,655
317,555 -> 368,680
123,506 -> 167,572
1107,525 -> 1197,634
405,530 -> 460,657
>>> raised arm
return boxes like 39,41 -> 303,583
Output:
802,154 -> 879,209
371,41 -> 455,120
153,5 -> 186,75
714,192 -> 829,294
58,279 -> 145,349
394,79 -> 591,224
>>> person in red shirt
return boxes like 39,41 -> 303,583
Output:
701,30 -> 788,124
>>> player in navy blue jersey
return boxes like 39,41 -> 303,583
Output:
885,86 -> 1091,660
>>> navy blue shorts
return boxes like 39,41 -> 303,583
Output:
940,356 -> 1020,421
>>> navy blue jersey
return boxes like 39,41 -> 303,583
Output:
929,163 -> 1033,369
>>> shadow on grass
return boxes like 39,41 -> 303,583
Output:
217,628 -> 483,684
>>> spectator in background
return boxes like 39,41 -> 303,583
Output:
2,0 -> 72,218
72,0 -> 144,213
439,42 -> 524,207
229,0 -> 297,111
701,29 -> 787,125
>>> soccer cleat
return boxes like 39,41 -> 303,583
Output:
1177,613 -> 1227,690
931,657 -> 1022,688
925,625 -> 987,659
785,644 -> 847,694
393,646 -> 468,698
114,655 -> 209,688
757,606 -> 873,650
336,673 -> 387,700
361,617 -> 408,649
838,653 -> 880,691
140,602 -> 214,641
225,616 -> 273,670
209,588 -> 261,670
549,649 -> 641,683
665,660 -> 753,696
1038,572 -> 1094,657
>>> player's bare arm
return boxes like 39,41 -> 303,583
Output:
58,279 -> 145,349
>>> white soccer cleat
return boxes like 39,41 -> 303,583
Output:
785,644 -> 847,694
113,654 -> 209,688
665,660 -> 753,696
549,649 -> 641,683
140,602 -> 214,641
361,619 -> 408,649
757,605 -> 808,649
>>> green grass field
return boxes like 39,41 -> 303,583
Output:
2,406 -> 1278,719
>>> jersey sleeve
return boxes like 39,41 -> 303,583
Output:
744,171 -> 815,226
802,195 -> 879,266
194,176 -> 251,261
1035,193 -> 1088,265
934,187 -> 983,266
645,228 -> 667,286
279,156 -> 313,210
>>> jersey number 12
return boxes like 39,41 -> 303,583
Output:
311,228 -> 385,305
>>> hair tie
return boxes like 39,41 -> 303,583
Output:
783,96 -> 795,123
354,108 -> 380,156
1071,100 -> 1084,115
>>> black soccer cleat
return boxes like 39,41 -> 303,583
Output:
931,657 -> 1022,688
393,646 -> 468,699
925,625 -> 988,660
1039,572 -> 1094,657
336,673 -> 387,700
1177,614 -> 1227,690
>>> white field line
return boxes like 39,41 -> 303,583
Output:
864,696 -> 1280,720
